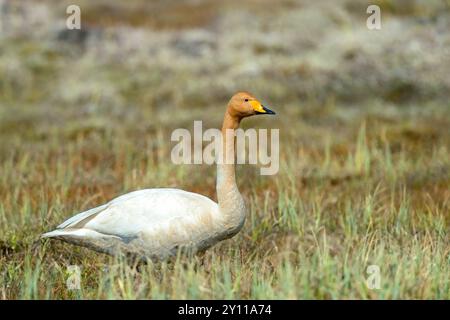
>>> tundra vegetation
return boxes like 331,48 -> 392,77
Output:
0,0 -> 449,299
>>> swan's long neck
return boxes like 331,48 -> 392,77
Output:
216,109 -> 246,237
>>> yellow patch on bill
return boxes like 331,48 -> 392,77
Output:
250,100 -> 265,113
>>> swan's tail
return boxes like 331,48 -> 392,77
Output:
41,204 -> 109,239
41,229 -> 67,239
41,228 -> 121,240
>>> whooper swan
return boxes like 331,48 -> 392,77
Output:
41,92 -> 276,260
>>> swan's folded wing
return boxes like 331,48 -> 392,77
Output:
55,189 -> 164,230
82,189 -> 218,237
45,188 -> 219,242
56,203 -> 109,229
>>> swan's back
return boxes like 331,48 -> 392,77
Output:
42,188 -> 222,259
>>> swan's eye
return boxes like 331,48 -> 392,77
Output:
244,98 -> 249,102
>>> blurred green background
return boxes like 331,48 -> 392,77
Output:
1,0 -> 449,125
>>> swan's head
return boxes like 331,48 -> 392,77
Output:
227,91 -> 276,118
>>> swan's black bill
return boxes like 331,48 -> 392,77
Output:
257,106 -> 276,115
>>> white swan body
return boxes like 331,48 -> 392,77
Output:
42,188 -> 240,260
41,92 -> 274,260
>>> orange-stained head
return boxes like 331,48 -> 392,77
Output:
227,91 -> 276,118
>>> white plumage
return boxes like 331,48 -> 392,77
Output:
42,189 -> 223,260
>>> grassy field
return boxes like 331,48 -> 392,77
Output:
0,0 -> 449,299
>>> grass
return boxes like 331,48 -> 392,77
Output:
1,102 -> 448,299
0,0 -> 449,299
